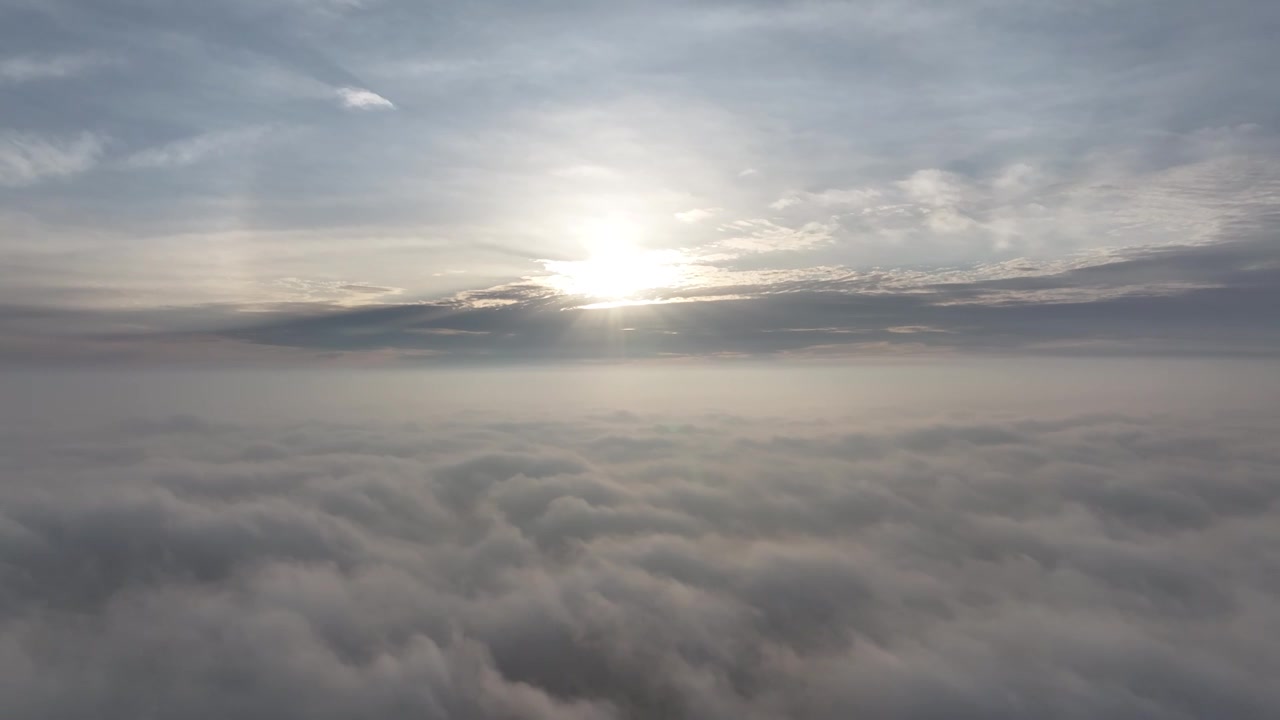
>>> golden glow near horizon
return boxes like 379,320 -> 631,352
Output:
541,215 -> 688,301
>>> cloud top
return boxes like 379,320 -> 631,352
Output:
1,405 -> 1278,718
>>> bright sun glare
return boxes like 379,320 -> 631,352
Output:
542,216 -> 684,301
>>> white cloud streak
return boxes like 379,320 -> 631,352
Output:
0,132 -> 104,187
124,126 -> 271,169
0,54 -> 106,84
674,207 -> 721,223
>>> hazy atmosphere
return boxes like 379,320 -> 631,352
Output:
4,0 -> 1279,364
3,1 -> 1280,718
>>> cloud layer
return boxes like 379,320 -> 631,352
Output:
215,237 -> 1280,362
3,404 -> 1279,718
2,233 -> 1276,365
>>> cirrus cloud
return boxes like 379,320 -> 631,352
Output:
0,132 -> 104,187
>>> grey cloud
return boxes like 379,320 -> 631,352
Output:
151,237 -> 1274,364
2,408 -> 1280,718
1,237 -> 1273,365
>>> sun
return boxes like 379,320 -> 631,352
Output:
548,242 -> 677,298
542,216 -> 684,300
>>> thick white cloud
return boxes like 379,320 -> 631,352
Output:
335,87 -> 395,110
2,401 -> 1278,718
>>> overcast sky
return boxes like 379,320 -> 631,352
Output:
2,0 -> 1278,364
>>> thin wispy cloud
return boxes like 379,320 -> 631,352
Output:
674,207 -> 721,223
0,131 -> 104,187
124,127 -> 272,170
704,218 -> 837,258
0,53 -> 107,84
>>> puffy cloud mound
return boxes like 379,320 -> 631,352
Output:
2,410 -> 1279,718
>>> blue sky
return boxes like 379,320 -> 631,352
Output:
2,0 -> 1278,363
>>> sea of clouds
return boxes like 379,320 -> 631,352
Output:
2,398 -> 1279,719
